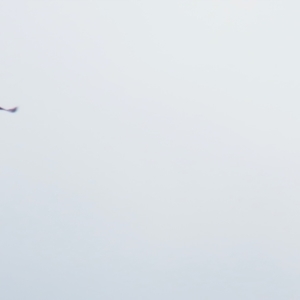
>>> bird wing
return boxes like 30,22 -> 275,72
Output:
0,106 -> 18,112
6,107 -> 18,112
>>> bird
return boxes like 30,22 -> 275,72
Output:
0,106 -> 18,113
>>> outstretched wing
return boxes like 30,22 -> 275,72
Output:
0,106 -> 18,113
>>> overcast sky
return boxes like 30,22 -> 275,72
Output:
1,1 -> 300,299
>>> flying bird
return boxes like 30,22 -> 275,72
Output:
0,106 -> 18,113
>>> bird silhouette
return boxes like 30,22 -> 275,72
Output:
0,107 -> 18,113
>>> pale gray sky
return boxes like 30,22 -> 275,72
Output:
1,1 -> 300,299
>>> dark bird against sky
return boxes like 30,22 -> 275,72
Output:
0,107 -> 18,113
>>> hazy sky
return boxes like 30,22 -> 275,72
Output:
1,1 -> 300,299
